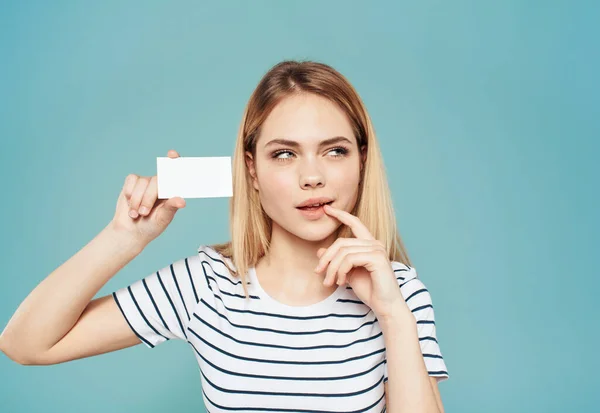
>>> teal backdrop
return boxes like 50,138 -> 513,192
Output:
1,1 -> 598,412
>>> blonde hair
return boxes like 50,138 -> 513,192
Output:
210,60 -> 412,299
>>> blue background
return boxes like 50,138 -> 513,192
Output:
1,1 -> 598,412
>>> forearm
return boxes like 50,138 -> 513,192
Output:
0,223 -> 143,362
380,302 -> 440,413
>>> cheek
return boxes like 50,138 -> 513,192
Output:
332,164 -> 361,208
332,164 -> 361,189
257,169 -> 294,210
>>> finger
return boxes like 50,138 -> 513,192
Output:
323,204 -> 375,240
167,149 -> 180,158
315,238 -> 349,273
315,238 -> 379,273
128,177 -> 150,218
138,176 -> 158,216
323,245 -> 380,287
336,247 -> 386,286
336,252 -> 380,286
123,174 -> 139,204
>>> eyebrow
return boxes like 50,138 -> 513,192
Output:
263,136 -> 353,149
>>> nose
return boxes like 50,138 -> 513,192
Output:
299,161 -> 325,189
301,174 -> 324,188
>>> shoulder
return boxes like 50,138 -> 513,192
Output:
196,244 -> 234,270
195,244 -> 246,289
389,261 -> 434,310
390,260 -> 418,286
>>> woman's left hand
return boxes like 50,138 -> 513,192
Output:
314,204 -> 409,320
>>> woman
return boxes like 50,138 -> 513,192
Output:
0,60 -> 449,412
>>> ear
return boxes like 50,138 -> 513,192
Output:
245,151 -> 259,191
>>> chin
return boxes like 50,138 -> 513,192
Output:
296,231 -> 331,243
290,222 -> 339,243
269,210 -> 341,243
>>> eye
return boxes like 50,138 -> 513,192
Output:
328,146 -> 349,157
271,150 -> 295,161
271,146 -> 349,162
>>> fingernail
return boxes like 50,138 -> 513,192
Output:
139,206 -> 148,215
129,210 -> 138,218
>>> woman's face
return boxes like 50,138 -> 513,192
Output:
246,93 -> 365,242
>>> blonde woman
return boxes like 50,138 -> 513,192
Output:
0,60 -> 449,412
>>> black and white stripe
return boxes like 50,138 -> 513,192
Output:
113,245 -> 449,411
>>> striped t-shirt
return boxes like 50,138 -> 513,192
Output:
112,245 -> 449,412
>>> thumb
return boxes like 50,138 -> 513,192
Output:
317,248 -> 327,258
165,196 -> 186,211
158,197 -> 185,220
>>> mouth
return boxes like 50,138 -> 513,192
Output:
296,200 -> 334,211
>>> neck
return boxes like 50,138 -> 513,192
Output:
256,223 -> 340,294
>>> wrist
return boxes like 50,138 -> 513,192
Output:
377,300 -> 415,330
104,222 -> 146,255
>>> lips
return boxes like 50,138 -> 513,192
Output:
296,197 -> 335,209
297,200 -> 333,209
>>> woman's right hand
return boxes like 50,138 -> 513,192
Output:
110,149 -> 186,248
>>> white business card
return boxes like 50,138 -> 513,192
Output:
157,156 -> 233,199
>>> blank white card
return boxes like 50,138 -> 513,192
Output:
157,156 -> 233,199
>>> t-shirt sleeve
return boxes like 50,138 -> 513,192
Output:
383,264 -> 450,383
112,254 -> 205,349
